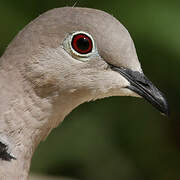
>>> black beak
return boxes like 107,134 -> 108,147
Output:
109,64 -> 169,116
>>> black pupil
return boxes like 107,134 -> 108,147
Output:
76,37 -> 90,51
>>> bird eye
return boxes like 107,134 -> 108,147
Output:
63,31 -> 97,61
71,33 -> 93,54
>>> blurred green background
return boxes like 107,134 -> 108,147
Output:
0,0 -> 180,179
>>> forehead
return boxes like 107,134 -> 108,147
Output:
42,7 -> 128,37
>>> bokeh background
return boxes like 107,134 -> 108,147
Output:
0,0 -> 180,179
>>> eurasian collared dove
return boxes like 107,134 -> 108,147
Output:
0,7 -> 168,179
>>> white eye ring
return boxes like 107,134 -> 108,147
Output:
63,31 -> 98,61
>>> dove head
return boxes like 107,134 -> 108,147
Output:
1,7 -> 168,120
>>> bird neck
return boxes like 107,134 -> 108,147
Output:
0,59 -> 92,179
0,66 -> 54,179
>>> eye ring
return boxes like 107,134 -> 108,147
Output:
71,33 -> 93,54
62,31 -> 97,61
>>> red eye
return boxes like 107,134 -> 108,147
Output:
71,33 -> 93,54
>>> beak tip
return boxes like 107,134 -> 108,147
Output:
158,93 -> 169,117
160,107 -> 169,117
161,99 -> 169,117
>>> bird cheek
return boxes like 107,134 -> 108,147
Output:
87,71 -> 128,99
